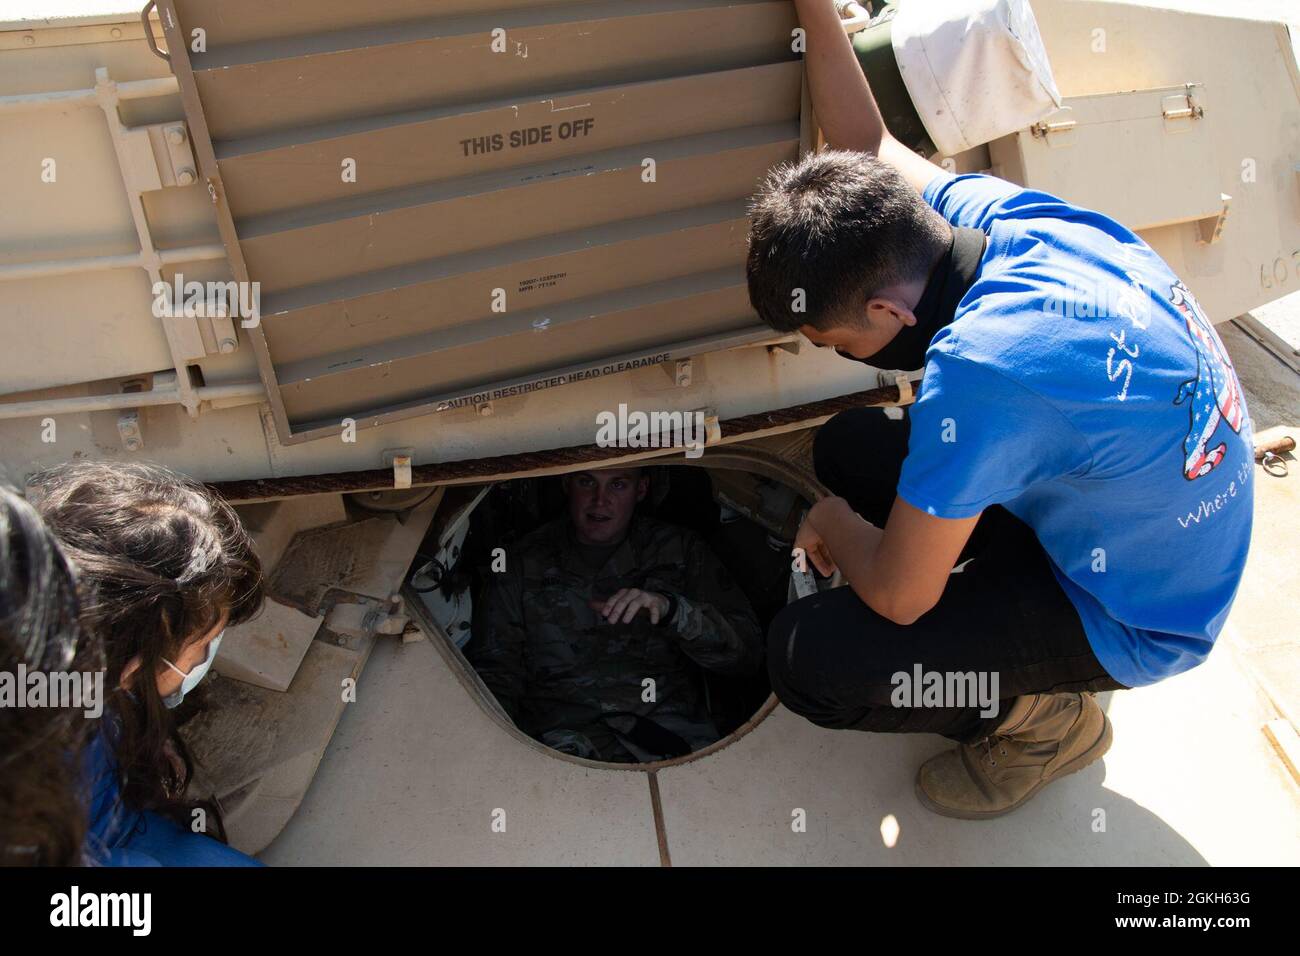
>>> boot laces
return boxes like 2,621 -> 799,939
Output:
979,695 -> 1041,767
980,734 -> 1010,768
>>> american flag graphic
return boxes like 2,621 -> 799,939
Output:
1170,282 -> 1245,480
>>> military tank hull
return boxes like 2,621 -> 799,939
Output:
0,0 -> 1296,494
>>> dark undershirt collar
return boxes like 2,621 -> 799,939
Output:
847,225 -> 986,371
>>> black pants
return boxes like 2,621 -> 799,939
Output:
769,407 -> 1126,744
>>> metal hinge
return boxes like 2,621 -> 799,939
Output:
1030,118 -> 1077,138
1030,108 -> 1077,147
1162,84 -> 1205,131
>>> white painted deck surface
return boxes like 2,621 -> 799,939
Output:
260,634 -> 663,867
260,620 -> 1297,866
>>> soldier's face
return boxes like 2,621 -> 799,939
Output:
566,469 -> 648,545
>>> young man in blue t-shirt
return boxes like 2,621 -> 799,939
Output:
749,0 -> 1254,818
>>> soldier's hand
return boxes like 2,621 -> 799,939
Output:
597,588 -> 671,625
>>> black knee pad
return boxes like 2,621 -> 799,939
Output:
767,603 -> 853,726
765,601 -> 808,701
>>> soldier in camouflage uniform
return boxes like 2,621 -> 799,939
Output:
466,467 -> 762,763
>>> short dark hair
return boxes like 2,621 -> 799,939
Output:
746,150 -> 951,332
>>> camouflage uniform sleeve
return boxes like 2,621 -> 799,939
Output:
657,532 -> 763,677
464,562 -> 528,722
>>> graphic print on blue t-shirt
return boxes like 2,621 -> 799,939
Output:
896,173 -> 1253,688
1169,281 -> 1246,480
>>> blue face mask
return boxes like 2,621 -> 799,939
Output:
161,630 -> 224,709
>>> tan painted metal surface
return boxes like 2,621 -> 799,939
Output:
157,0 -> 808,443
1,1 -> 1298,487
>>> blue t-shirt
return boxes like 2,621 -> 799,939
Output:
898,173 -> 1254,687
80,720 -> 261,867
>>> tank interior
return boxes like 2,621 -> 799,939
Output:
404,465 -> 810,763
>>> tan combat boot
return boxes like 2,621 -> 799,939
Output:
914,692 -> 1112,820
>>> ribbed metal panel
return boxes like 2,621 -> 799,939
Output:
161,0 -> 805,441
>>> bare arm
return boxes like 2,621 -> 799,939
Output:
798,495 -> 978,625
794,0 -> 945,195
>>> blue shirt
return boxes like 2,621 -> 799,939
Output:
80,719 -> 261,867
898,173 -> 1254,687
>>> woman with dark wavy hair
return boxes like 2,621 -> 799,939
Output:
29,461 -> 265,866
0,485 -> 103,866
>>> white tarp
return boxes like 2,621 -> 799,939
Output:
891,0 -> 1062,156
